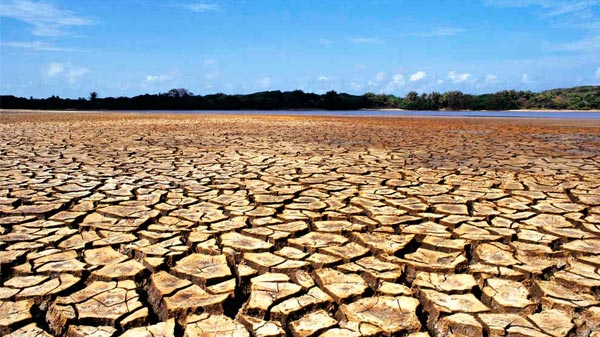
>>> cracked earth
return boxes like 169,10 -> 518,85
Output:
1,112 -> 600,337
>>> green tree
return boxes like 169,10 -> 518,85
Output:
429,92 -> 442,110
167,88 -> 193,98
443,91 -> 467,110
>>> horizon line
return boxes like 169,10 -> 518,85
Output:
3,84 -> 599,100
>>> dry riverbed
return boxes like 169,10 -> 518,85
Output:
1,112 -> 600,336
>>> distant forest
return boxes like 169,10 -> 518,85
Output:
1,85 -> 599,111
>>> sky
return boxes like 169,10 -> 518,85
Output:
1,0 -> 600,98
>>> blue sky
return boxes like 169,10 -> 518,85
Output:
1,0 -> 599,98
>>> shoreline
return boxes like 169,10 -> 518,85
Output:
2,110 -> 600,125
363,108 -> 600,112
508,108 -> 600,113
3,108 -> 600,113
2,109 -> 600,121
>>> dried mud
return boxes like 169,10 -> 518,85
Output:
1,112 -> 600,337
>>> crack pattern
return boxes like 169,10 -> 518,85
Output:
0,113 -> 600,336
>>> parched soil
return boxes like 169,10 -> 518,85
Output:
1,112 -> 600,337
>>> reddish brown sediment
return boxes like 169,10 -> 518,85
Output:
1,112 -> 600,336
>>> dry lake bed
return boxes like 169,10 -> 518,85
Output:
1,112 -> 600,337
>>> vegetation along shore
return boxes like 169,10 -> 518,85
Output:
1,85 -> 599,111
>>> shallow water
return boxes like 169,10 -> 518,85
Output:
126,109 -> 600,119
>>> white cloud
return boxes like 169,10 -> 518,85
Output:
366,72 -> 386,89
385,74 -> 405,92
141,72 -> 178,88
0,0 -> 94,37
484,0 -> 600,30
553,35 -> 600,51
350,37 -> 384,45
0,40 -> 73,51
47,62 -> 65,77
487,1 -> 600,51
349,81 -> 363,91
259,77 -> 272,89
46,62 -> 89,83
413,27 -> 465,37
485,74 -> 498,82
542,1 -> 595,17
409,71 -> 427,82
182,3 -> 221,13
595,66 -> 600,79
66,67 -> 89,83
437,79 -> 444,85
319,38 -> 332,45
521,73 -> 533,83
485,0 -> 594,14
391,74 -> 405,84
204,72 -> 218,80
476,74 -> 500,89
202,58 -> 219,80
447,70 -> 472,83
145,74 -> 171,83
318,75 -> 328,81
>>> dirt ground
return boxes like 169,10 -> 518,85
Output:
1,112 -> 600,337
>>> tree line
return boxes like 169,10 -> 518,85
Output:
1,86 -> 599,111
